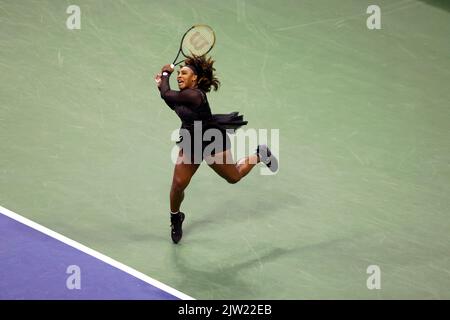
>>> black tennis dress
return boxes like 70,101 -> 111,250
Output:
159,73 -> 247,163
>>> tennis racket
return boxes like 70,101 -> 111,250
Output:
162,24 -> 216,76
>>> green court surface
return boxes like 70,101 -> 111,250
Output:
1,0 -> 449,299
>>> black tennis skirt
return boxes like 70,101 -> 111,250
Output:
176,112 -> 247,163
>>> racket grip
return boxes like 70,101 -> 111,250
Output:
162,64 -> 175,76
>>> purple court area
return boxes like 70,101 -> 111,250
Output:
0,213 -> 178,300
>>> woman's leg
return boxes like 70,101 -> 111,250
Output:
206,149 -> 259,184
170,149 -> 200,212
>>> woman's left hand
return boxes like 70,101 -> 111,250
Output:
154,73 -> 162,87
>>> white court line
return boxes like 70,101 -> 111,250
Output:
0,205 -> 194,300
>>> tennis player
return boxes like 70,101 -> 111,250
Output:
155,55 -> 278,244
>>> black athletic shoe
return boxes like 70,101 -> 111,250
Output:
170,212 -> 185,244
256,144 -> 278,172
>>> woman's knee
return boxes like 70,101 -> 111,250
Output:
226,175 -> 241,184
172,176 -> 191,192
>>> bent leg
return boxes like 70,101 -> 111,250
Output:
206,150 -> 259,184
236,154 -> 260,178
170,149 -> 200,212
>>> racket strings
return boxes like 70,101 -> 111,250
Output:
182,26 -> 215,57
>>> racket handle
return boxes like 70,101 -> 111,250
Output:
162,64 -> 175,76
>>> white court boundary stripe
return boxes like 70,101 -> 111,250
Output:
0,205 -> 194,300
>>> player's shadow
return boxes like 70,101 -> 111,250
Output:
107,219 -> 169,244
170,236 -> 355,299
184,188 -> 298,236
170,246 -> 295,298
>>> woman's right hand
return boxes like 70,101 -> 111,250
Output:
161,64 -> 174,74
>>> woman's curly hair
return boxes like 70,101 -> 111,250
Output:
184,55 -> 220,92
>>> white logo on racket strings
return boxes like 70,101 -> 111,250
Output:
66,5 -> 81,30
189,32 -> 209,50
